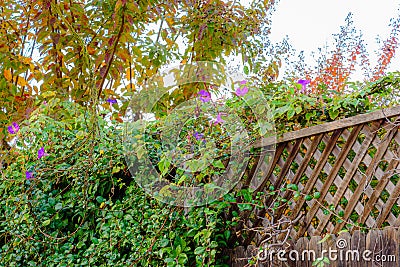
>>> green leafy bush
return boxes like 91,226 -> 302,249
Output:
0,99 -> 233,267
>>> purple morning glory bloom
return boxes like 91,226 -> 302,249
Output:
7,122 -> 20,135
198,90 -> 211,103
38,147 -> 48,159
213,113 -> 225,125
235,86 -> 249,97
193,131 -> 204,140
298,79 -> 310,93
106,98 -> 117,104
26,171 -> 34,180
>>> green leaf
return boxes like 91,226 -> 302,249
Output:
244,65 -> 249,75
212,160 -> 225,169
318,233 -> 331,244
194,247 -> 205,255
42,219 -> 51,227
55,203 -> 63,210
287,108 -> 295,120
287,184 -> 298,191
96,196 -> 104,203
328,109 -> 339,120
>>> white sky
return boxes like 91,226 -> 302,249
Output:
266,0 -> 400,80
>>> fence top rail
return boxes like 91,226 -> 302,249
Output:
254,105 -> 400,147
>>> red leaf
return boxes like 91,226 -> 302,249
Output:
108,36 -> 115,46
105,52 -> 111,64
100,66 -> 107,78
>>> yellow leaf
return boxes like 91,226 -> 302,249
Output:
42,91 -> 56,98
126,83 -> 135,91
87,45 -> 96,55
165,37 -> 175,47
146,68 -> 155,77
4,69 -> 12,82
114,0 -> 123,12
22,57 -> 31,65
117,50 -> 130,62
126,68 -> 132,80
17,77 -> 28,87
166,17 -> 174,27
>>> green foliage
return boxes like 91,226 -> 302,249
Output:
259,75 -> 396,135
0,100 -> 234,266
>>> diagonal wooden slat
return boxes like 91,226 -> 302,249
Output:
314,120 -> 383,236
357,131 -> 400,228
334,124 -> 398,232
375,170 -> 400,226
297,124 -> 363,238
243,140 -> 304,246
254,142 -> 287,193
274,134 -> 324,221
290,129 -> 343,227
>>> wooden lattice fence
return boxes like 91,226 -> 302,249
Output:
240,105 -> 400,245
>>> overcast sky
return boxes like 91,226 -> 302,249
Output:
265,0 -> 400,80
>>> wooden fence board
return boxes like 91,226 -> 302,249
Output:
335,126 -> 398,232
315,121 -> 383,236
254,105 -> 400,147
359,140 -> 400,226
227,228 -> 400,266
291,130 -> 343,233
236,106 -> 400,253
302,125 -> 363,238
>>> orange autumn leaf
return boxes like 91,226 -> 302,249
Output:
3,69 -> 12,82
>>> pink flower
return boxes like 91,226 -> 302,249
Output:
198,90 -> 211,102
106,98 -> 117,104
297,79 -> 311,93
7,122 -> 20,135
26,171 -> 34,180
193,131 -> 204,140
38,147 -> 48,159
240,80 -> 247,85
235,86 -> 249,97
213,113 -> 225,125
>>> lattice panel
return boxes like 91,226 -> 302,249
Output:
247,106 -> 400,243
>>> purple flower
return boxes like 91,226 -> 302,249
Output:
38,147 -> 48,159
240,80 -> 247,85
198,90 -> 211,103
7,122 -> 20,135
235,86 -> 249,97
213,113 -> 225,125
193,131 -> 204,140
106,98 -> 117,104
298,79 -> 311,93
26,171 -> 34,180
